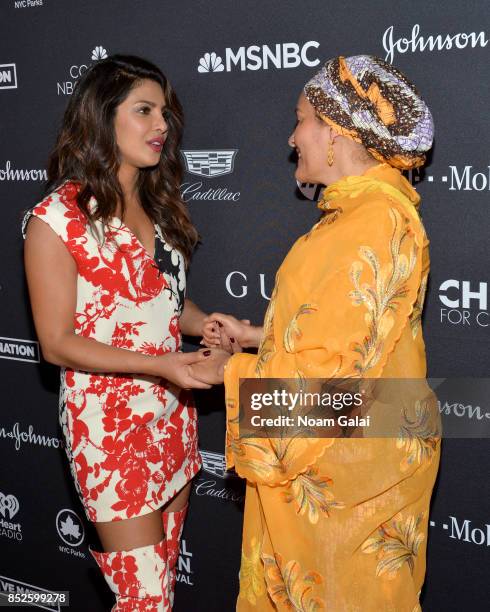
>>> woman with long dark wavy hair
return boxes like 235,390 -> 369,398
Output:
22,55 -> 226,610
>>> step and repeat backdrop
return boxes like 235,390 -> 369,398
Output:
1,1 -> 489,610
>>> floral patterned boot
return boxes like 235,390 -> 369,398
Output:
89,539 -> 170,611
162,505 -> 188,608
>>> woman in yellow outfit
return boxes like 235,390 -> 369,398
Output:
197,55 -> 441,611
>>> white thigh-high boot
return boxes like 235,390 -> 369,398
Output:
162,504 -> 188,608
89,539 -> 170,611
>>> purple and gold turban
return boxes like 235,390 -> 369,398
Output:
304,55 -> 434,169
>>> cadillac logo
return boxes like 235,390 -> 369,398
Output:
200,450 -> 235,479
181,150 -> 237,178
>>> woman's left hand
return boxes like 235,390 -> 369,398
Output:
201,316 -> 244,354
201,312 -> 252,350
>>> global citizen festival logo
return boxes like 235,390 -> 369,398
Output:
56,46 -> 108,95
56,509 -> 86,558
181,150 -> 240,202
0,64 -> 17,90
0,492 -> 23,542
197,41 -> 320,73
176,539 -> 194,586
382,24 -> 488,63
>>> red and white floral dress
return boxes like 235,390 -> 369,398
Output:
22,182 -> 201,522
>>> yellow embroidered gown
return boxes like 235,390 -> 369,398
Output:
223,163 -> 441,611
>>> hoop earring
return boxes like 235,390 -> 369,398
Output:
327,137 -> 335,166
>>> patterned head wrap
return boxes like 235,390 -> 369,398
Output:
304,55 -> 434,169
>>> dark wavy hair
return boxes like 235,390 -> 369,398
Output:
46,54 -> 197,265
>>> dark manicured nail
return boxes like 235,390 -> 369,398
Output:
203,350 -> 211,356
230,338 -> 235,343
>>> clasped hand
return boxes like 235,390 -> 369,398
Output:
185,312 -> 255,385
153,313 -> 255,388
188,313 -> 249,385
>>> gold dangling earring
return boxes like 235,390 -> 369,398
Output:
327,136 -> 335,167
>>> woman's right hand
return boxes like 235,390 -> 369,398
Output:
148,351 -> 214,389
188,348 -> 231,385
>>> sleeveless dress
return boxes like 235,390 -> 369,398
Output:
22,181 -> 201,522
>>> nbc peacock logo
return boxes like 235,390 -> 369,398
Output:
197,52 -> 225,73
91,46 -> 108,61
57,45 -> 109,96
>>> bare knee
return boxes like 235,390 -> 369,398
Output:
94,509 -> 165,553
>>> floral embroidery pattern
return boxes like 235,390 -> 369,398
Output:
256,283 -> 278,376
361,513 -> 425,579
263,552 -> 325,610
281,467 -> 344,524
230,436 -> 284,480
283,304 -> 318,353
239,537 -> 266,606
397,399 -> 440,472
409,274 -> 427,339
304,207 -> 342,240
348,207 -> 418,374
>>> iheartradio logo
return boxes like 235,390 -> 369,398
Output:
0,492 -> 19,520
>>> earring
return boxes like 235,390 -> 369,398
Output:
327,137 -> 335,166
